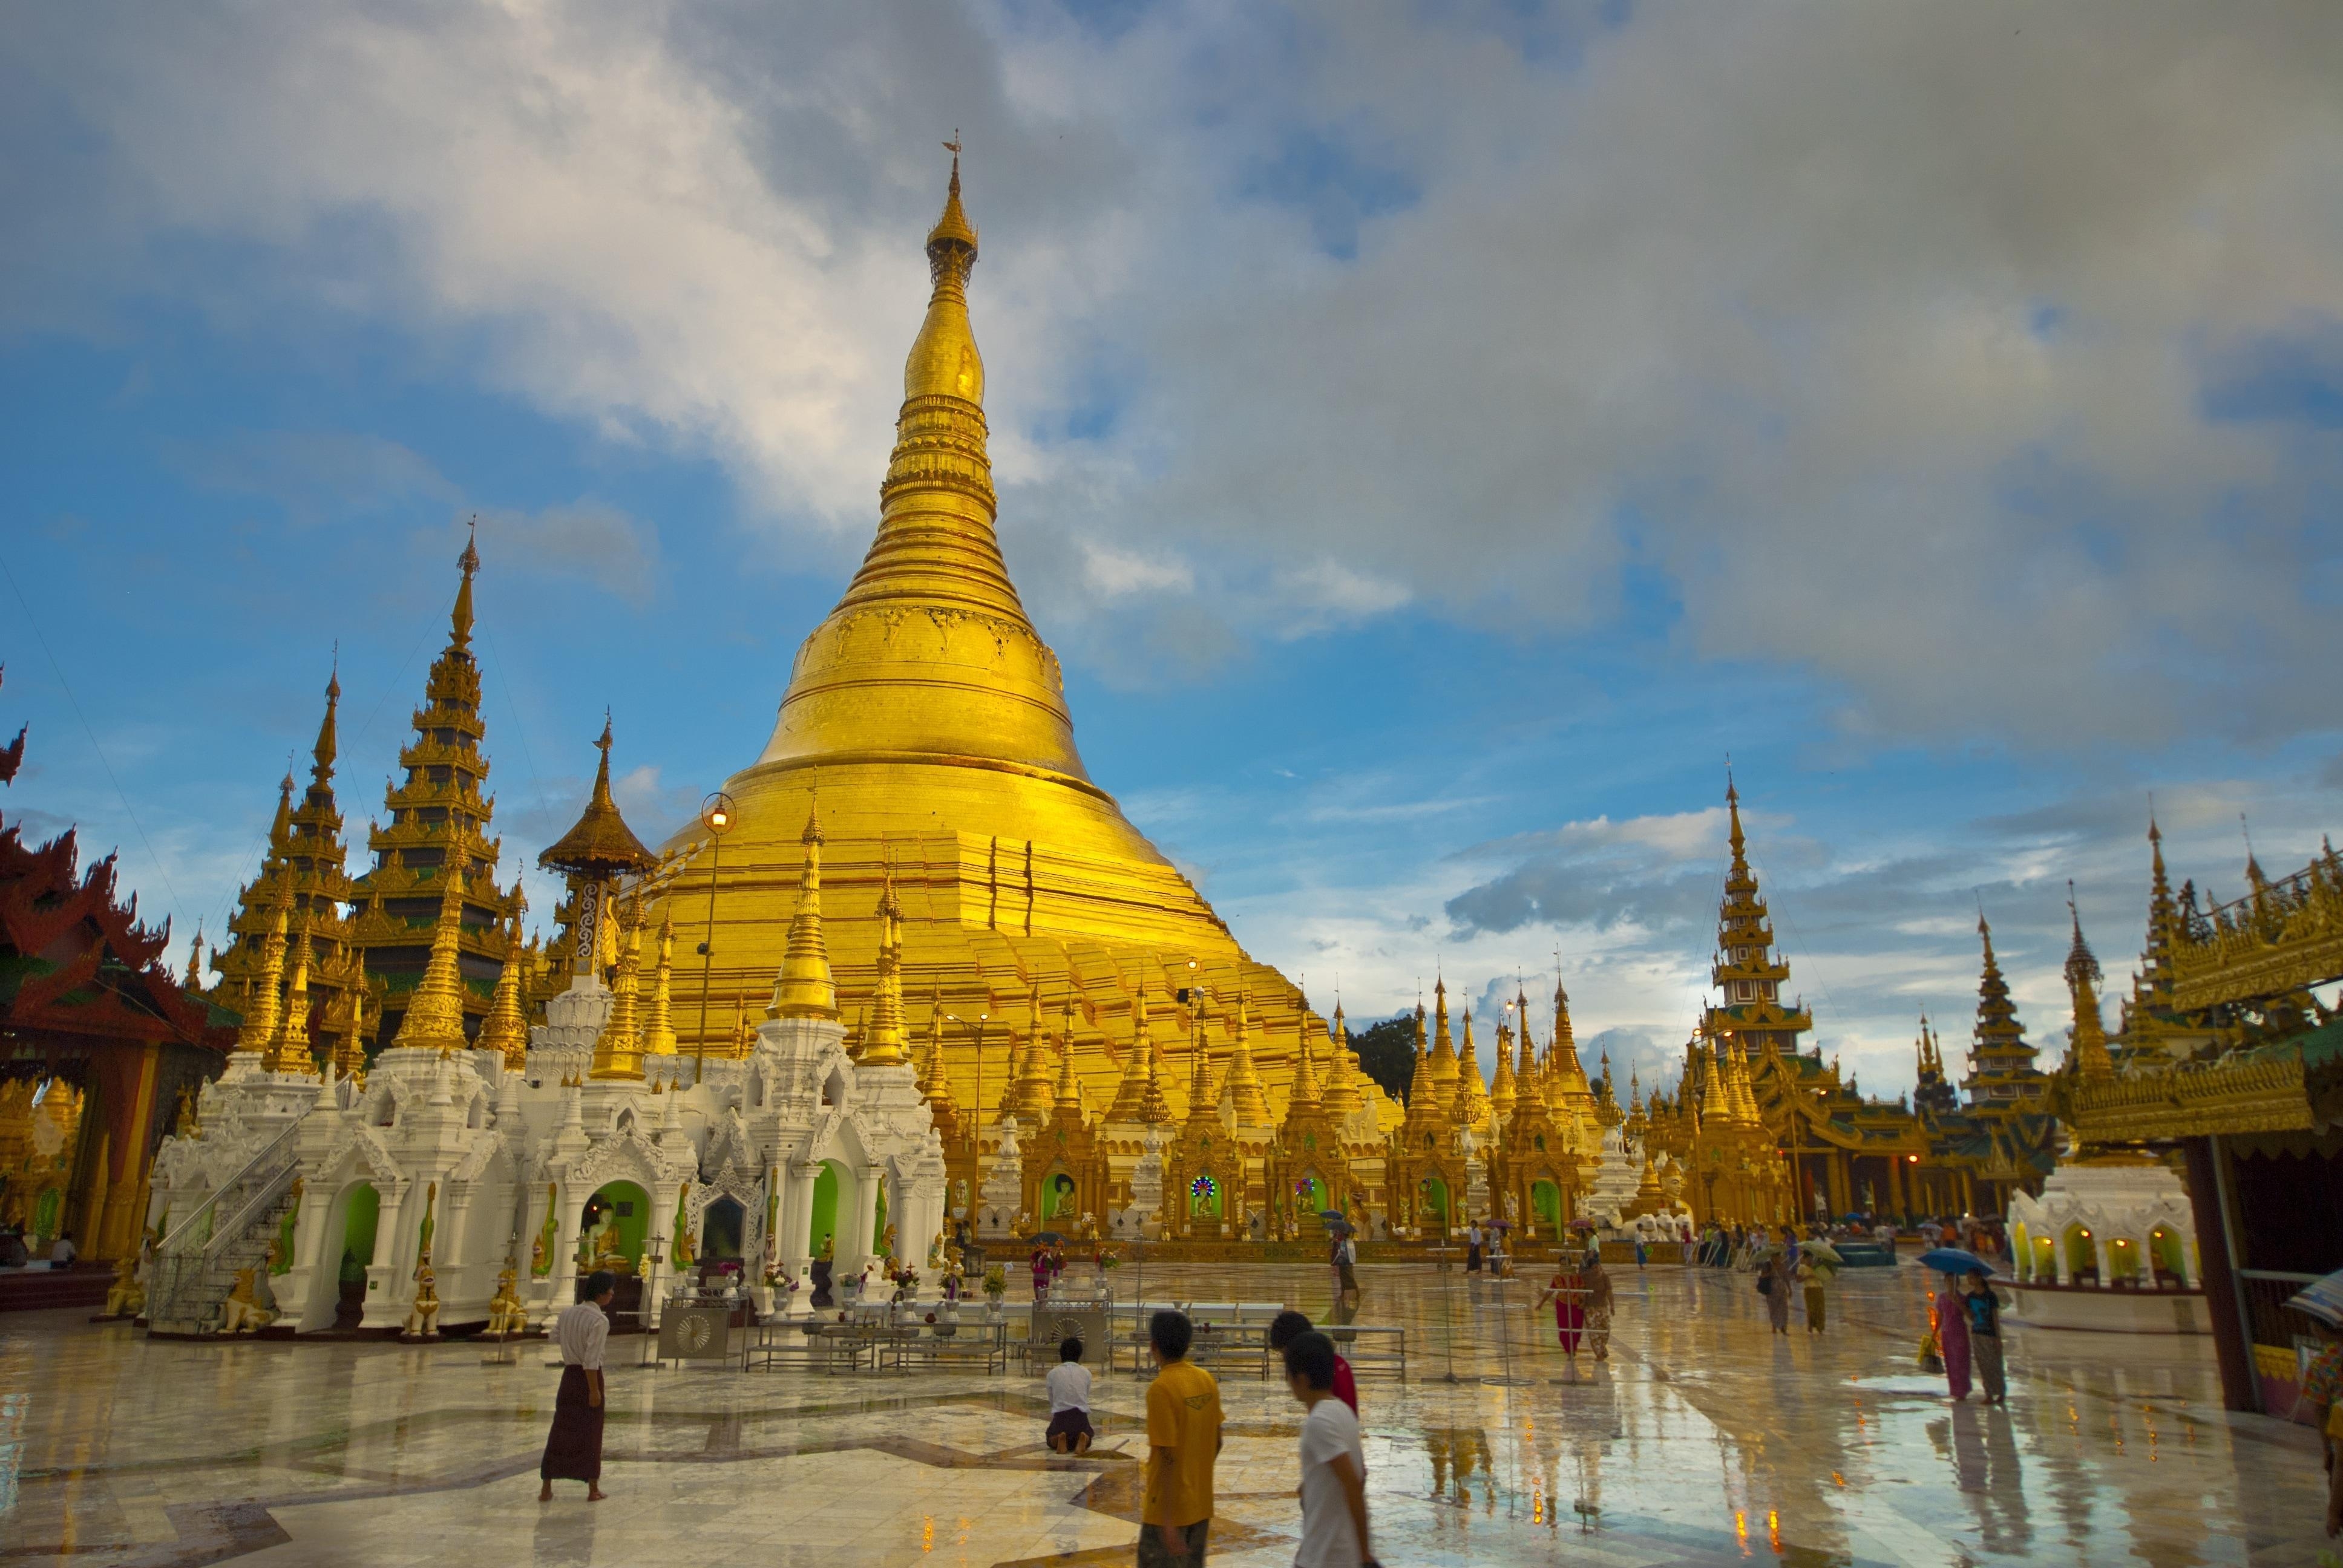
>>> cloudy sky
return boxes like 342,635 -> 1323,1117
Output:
5,2 -> 2341,1102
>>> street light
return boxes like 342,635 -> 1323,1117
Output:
693,791 -> 736,1086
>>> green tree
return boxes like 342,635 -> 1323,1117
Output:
1351,1013 -> 1418,1103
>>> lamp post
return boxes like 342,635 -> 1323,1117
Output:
693,792 -> 735,1086
639,1231 -> 668,1367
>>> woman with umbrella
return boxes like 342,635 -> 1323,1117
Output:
1537,1251 -> 1588,1366
2278,1270 -> 2343,1536
1919,1246 -> 1988,1400
1799,1236 -> 1842,1334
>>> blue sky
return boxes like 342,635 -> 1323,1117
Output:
5,2 -> 2343,1102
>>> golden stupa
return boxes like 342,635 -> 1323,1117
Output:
659,152 -> 1378,1129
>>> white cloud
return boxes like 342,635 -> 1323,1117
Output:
1079,540 -> 1193,599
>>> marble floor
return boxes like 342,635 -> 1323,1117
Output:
2,1259 -> 2331,1567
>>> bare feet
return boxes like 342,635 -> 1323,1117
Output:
539,1481 -> 552,1502
588,1485 -> 606,1502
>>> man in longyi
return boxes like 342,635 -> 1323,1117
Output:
540,1270 -> 615,1502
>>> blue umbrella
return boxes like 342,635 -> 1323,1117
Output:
1319,1209 -> 1348,1222
1918,1247 -> 1990,1275
2284,1268 -> 2343,1329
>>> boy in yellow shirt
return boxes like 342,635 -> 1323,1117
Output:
1143,1310 -> 1224,1564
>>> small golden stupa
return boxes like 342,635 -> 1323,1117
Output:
659,149 -> 1380,1130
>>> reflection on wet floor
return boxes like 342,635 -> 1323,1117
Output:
1,1260 -> 2333,1567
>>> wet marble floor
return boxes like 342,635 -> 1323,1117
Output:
1,1259 -> 2330,1567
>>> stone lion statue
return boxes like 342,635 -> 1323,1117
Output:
401,1263 -> 441,1340
485,1267 -> 526,1336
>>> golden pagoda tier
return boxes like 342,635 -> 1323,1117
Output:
347,528 -> 527,1047
210,667 -> 362,1069
653,155 -> 1397,1138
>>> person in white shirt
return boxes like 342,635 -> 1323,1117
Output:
1044,1336 -> 1094,1453
1283,1329 -> 1374,1568
540,1271 -> 615,1501
49,1232 -> 78,1269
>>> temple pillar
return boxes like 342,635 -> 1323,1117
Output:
2182,1135 -> 2258,1412
1887,1155 -> 1907,1222
1826,1152 -> 1850,1218
853,1162 -> 883,1270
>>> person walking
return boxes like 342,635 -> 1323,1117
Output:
1334,1229 -> 1360,1312
1031,1242 -> 1050,1303
1536,1254 -> 1587,1365
1464,1220 -> 1484,1275
1583,1251 -> 1616,1363
1282,1330 -> 1374,1568
1143,1310 -> 1222,1566
540,1271 -> 615,1502
1800,1253 -> 1829,1334
1961,1272 -> 2008,1404
1762,1247 -> 1793,1335
1271,1311 -> 1356,1415
1934,1273 -> 1974,1401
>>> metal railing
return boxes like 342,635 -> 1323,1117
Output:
146,1121 -> 304,1331
2239,1269 -> 2322,1350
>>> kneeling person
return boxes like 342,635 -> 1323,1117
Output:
1046,1336 -> 1093,1454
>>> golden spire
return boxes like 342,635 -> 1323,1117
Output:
768,805 -> 838,1019
311,665 -> 340,782
919,987 -> 960,1126
861,867 -> 911,1067
746,146 -> 1149,835
235,884 -> 290,1056
1548,978 -> 1591,1102
539,714 -> 656,878
267,771 -> 295,860
1225,993 -> 1273,1128
642,913 -> 678,1057
2065,887 -> 2114,1080
1489,1018 -> 1517,1118
1142,993 -> 1175,1124
335,988 -> 369,1083
1288,1008 -> 1323,1110
451,517 -> 479,650
589,901 -> 646,1080
1052,1015 -> 1084,1113
1008,978 -> 1054,1121
1429,977 -> 1458,1086
1453,1007 -> 1489,1128
478,910 -> 531,1070
1513,986 -> 1541,1099
184,922 -> 206,992
1404,1002 -> 1437,1110
1109,985 -> 1155,1121
263,909 -> 316,1074
392,867 -> 472,1056
1323,1004 -> 1363,1116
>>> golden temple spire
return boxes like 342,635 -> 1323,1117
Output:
2064,886 -> 2114,1080
642,913 -> 678,1057
478,910 -> 531,1070
451,517 -> 479,651
1142,992 -> 1175,1124
1429,976 -> 1458,1086
589,901 -> 646,1080
768,804 -> 838,1020
393,867 -> 473,1057
1109,985 -> 1155,1121
1404,1002 -> 1437,1109
919,987 -> 960,1126
311,667 -> 340,783
1009,979 -> 1055,1121
335,988 -> 368,1084
1323,1003 -> 1363,1116
1490,1018 -> 1517,1118
1549,978 -> 1591,1102
184,923 -> 206,993
861,866 -> 911,1067
234,884 -> 287,1057
729,993 -> 750,1056
263,909 -> 315,1074
1226,992 -> 1273,1128
1288,1008 -> 1323,1109
1453,1007 -> 1490,1128
266,771 -> 296,860
1052,1016 -> 1084,1112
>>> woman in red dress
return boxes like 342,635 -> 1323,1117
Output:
1537,1255 -> 1588,1361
